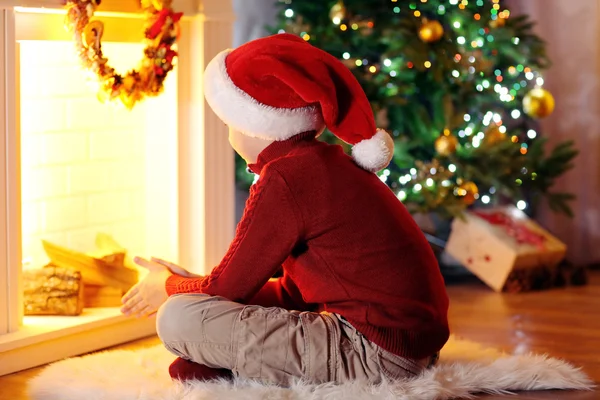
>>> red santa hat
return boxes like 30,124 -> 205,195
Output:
203,33 -> 394,172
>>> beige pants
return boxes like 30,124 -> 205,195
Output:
157,293 -> 435,386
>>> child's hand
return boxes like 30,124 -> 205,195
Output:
150,257 -> 203,278
120,257 -> 172,318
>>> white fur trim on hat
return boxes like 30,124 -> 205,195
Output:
203,49 -> 325,141
351,129 -> 394,172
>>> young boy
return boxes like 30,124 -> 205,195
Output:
121,33 -> 449,386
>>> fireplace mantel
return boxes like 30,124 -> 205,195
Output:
0,0 -> 236,375
0,0 -> 203,16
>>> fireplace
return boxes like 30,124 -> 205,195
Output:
0,0 -> 235,375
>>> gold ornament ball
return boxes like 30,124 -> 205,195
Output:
523,88 -> 555,118
329,1 -> 346,22
484,125 -> 506,145
434,133 -> 459,156
418,20 -> 444,43
457,181 -> 478,205
489,17 -> 506,28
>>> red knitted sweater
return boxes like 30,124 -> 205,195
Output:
166,132 -> 450,360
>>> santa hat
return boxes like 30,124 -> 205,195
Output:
203,33 -> 394,173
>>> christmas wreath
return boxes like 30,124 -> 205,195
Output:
64,0 -> 183,109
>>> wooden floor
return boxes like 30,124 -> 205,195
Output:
1,271 -> 599,399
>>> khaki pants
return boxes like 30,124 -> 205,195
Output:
157,293 -> 435,386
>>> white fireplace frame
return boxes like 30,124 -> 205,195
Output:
0,0 -> 236,375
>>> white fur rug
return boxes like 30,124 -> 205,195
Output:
28,336 -> 593,400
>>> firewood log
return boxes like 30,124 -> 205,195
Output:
23,265 -> 84,316
84,285 -> 124,307
42,239 -> 138,293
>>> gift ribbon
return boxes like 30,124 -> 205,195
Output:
472,210 -> 546,250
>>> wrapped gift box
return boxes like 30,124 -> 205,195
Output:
445,206 -> 567,292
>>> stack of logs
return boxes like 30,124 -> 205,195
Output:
23,234 -> 139,316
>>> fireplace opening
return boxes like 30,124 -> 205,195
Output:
19,39 -> 179,324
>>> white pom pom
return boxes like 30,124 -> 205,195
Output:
351,129 -> 394,172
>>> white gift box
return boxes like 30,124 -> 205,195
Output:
445,206 -> 567,292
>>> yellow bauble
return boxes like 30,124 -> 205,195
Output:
523,88 -> 555,118
329,1 -> 346,23
434,133 -> 459,156
489,17 -> 506,28
456,181 -> 478,205
418,20 -> 444,43
484,125 -> 506,145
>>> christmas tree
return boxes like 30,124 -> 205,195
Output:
236,0 -> 577,220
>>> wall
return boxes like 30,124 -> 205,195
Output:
19,40 -> 177,268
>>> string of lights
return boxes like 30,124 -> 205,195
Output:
268,0 -> 576,218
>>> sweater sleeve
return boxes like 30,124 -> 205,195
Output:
247,272 -> 314,310
165,169 -> 302,302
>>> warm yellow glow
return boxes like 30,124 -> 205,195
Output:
14,6 -> 157,20
20,40 -> 179,269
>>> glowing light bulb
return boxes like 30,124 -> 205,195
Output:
536,77 -> 544,86
527,129 -> 537,139
414,183 -> 423,192
448,164 -> 457,173
383,59 -> 392,67
517,200 -> 527,210
397,190 -> 407,201
285,9 -> 294,18
481,195 -> 490,204
511,110 -> 521,119
410,168 -> 417,175
457,36 -> 466,44
452,70 -> 460,77
426,178 -> 434,187
390,70 -> 397,77
343,52 -> 350,59
453,21 -> 461,28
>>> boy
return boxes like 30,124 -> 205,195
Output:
121,33 -> 449,386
